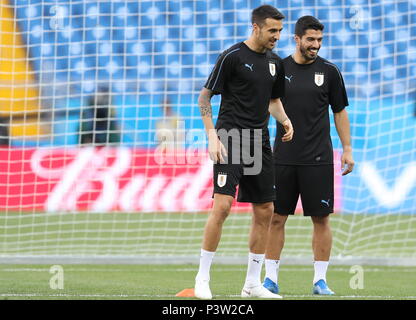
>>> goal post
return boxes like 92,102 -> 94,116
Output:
0,0 -> 415,265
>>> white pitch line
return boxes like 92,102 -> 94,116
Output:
0,293 -> 173,298
0,268 -> 129,272
1,293 -> 415,299
282,294 -> 416,299
3,267 -> 415,273
224,294 -> 416,299
151,267 -> 416,273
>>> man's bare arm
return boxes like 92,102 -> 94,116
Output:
334,108 -> 354,175
198,87 -> 215,128
198,87 -> 226,162
269,98 -> 294,142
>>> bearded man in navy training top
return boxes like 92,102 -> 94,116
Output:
263,15 -> 355,296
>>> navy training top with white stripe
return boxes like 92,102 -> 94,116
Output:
204,42 -> 285,143
274,55 -> 349,165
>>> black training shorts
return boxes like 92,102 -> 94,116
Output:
213,142 -> 275,203
274,165 -> 334,216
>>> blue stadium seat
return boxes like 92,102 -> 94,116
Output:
223,12 -> 235,24
5,0 -> 412,156
57,44 -> 69,57
52,112 -> 81,146
181,54 -> 194,66
139,1 -> 166,27
180,41 -> 193,53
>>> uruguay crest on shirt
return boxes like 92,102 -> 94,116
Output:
314,72 -> 324,86
269,62 -> 276,76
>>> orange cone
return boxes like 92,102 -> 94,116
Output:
175,288 -> 195,297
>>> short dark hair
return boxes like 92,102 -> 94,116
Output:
295,16 -> 324,37
251,5 -> 285,26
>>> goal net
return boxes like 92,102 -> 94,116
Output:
0,0 -> 415,265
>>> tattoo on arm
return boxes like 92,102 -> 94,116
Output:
199,92 -> 213,117
199,104 -> 212,117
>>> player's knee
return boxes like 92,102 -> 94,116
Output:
212,200 -> 232,222
252,203 -> 273,226
253,202 -> 273,215
311,215 -> 330,227
270,213 -> 288,229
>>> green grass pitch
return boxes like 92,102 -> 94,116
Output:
1,212 -> 415,300
0,264 -> 415,300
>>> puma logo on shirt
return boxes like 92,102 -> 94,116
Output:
285,75 -> 293,83
244,63 -> 254,71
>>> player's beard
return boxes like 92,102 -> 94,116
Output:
300,44 -> 319,61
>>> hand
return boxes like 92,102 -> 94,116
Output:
341,149 -> 354,176
208,134 -> 227,163
281,118 -> 294,142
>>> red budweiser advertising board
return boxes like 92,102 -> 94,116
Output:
0,148 -> 341,213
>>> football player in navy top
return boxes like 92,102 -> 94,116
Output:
263,16 -> 354,296
194,5 -> 293,299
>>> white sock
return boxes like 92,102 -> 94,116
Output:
244,253 -> 265,288
195,249 -> 215,282
313,261 -> 329,284
265,259 -> 280,283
